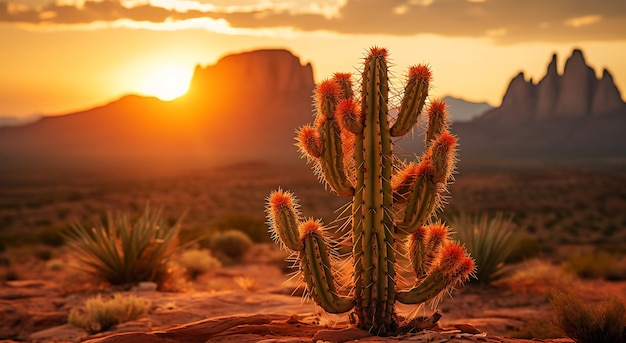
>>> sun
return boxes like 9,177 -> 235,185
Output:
141,65 -> 193,101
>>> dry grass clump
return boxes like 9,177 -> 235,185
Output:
450,212 -> 522,284
210,230 -> 252,261
64,205 -> 184,286
177,249 -> 221,280
551,289 -> 626,343
512,314 -> 564,339
68,293 -> 151,333
563,251 -> 626,281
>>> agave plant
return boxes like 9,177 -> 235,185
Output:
64,205 -> 183,285
450,212 -> 521,284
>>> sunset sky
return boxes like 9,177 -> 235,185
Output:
2,0 -> 626,118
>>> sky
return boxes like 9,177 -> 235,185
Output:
2,0 -> 626,118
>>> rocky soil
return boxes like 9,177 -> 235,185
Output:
1,244 -> 624,343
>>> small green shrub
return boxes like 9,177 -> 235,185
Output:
214,214 -> 270,243
210,230 -> 252,261
64,205 -> 184,285
451,212 -> 522,284
551,289 -> 626,343
68,293 -> 152,333
178,249 -> 221,280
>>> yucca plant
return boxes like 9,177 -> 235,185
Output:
64,205 -> 183,285
450,212 -> 520,284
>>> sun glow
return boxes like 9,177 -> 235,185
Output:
141,65 -> 193,101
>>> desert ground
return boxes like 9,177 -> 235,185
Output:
1,161 -> 625,342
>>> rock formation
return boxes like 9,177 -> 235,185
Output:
479,49 -> 625,126
435,49 -> 626,164
0,49 -> 316,171
187,49 -> 313,97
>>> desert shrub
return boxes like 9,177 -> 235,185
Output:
512,314 -> 564,339
177,249 -> 221,280
563,251 -> 626,280
551,289 -> 626,343
450,212 -> 522,284
210,230 -> 252,261
68,293 -> 151,333
64,205 -> 184,286
213,214 -> 270,243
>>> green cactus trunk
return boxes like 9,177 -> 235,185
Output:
267,47 -> 475,337
352,50 -> 397,333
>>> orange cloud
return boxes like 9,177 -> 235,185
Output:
1,0 -> 625,43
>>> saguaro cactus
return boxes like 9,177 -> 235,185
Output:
266,47 -> 474,335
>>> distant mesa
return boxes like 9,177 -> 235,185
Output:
450,48 -> 626,163
0,49 -> 315,171
477,49 -> 625,126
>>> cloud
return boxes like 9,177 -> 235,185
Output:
1,0 -> 625,43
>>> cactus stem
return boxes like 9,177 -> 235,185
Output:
267,48 -> 470,336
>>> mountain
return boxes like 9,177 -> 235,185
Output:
0,49 -> 315,171
475,49 -> 625,127
441,96 -> 493,122
446,49 -> 626,164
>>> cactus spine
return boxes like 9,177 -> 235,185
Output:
267,47 -> 474,335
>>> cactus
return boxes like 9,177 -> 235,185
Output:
266,47 -> 474,335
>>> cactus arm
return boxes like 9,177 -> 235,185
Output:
319,119 -> 353,196
301,228 -> 354,314
333,72 -> 354,99
390,66 -> 430,137
401,163 -> 437,234
398,241 -> 475,305
396,272 -> 446,304
425,100 -> 447,147
267,189 -> 303,252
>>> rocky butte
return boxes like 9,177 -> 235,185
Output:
476,49 -> 625,126
0,49 -> 315,171
449,49 -> 626,163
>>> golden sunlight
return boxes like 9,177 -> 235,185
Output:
141,65 -> 193,101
